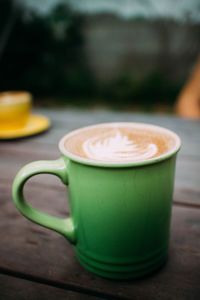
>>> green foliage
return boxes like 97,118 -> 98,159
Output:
0,1 -> 95,102
99,71 -> 180,109
0,1 -> 181,109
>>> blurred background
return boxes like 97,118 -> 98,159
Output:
0,0 -> 200,113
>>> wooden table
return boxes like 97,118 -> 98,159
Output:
0,109 -> 200,299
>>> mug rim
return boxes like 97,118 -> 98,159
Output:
59,122 -> 181,168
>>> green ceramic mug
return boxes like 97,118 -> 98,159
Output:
12,122 -> 181,279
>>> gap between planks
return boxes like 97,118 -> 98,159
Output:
0,267 -> 121,300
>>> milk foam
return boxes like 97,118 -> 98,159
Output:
82,130 -> 158,161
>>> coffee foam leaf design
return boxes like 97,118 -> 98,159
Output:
82,130 -> 158,162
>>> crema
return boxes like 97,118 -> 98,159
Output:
62,123 -> 176,163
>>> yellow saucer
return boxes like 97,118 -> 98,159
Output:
0,114 -> 50,139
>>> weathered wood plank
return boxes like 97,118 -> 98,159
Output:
175,157 -> 200,191
1,110 -> 199,299
0,274 -> 104,300
173,188 -> 200,207
33,108 -> 199,128
1,109 -> 200,158
0,182 -> 200,300
1,109 -> 199,196
0,149 -> 199,205
0,164 -> 198,208
33,108 -> 200,138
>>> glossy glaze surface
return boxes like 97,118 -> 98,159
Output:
12,124 -> 179,279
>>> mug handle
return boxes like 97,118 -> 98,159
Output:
12,157 -> 76,244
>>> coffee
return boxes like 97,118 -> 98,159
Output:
0,91 -> 32,131
62,123 -> 177,163
0,91 -> 31,104
13,122 -> 181,279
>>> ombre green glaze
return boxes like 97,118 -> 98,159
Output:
12,125 -> 180,279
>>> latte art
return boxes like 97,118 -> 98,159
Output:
82,130 -> 158,161
61,123 -> 178,164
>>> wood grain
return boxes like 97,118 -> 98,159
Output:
1,109 -> 199,195
0,181 -> 200,300
0,274 -> 104,300
1,109 -> 200,156
1,109 -> 200,299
